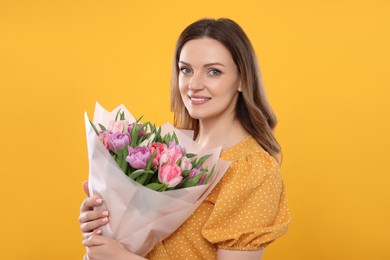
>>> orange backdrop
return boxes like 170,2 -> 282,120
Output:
1,0 -> 389,259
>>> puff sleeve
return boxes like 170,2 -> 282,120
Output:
201,150 -> 290,251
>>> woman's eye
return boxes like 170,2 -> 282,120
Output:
208,69 -> 222,76
180,67 -> 193,74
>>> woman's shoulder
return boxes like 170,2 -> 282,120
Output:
221,135 -> 276,163
220,135 -> 281,185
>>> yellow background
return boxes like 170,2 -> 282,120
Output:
1,0 -> 389,259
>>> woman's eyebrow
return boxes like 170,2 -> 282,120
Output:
178,61 -> 191,66
178,61 -> 225,67
204,62 -> 225,67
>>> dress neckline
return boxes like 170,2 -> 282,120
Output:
221,135 -> 252,156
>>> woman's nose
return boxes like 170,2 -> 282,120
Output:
188,73 -> 204,91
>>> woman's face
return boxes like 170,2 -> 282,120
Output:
178,38 -> 241,122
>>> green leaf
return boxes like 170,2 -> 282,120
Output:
136,173 -> 148,185
113,153 -> 122,168
158,185 -> 167,192
185,153 -> 197,158
146,183 -> 167,191
121,161 -> 128,173
202,165 -> 215,184
149,123 -> 156,133
115,148 -> 123,160
151,127 -> 162,143
114,148 -> 128,173
89,120 -> 99,135
172,132 -> 179,144
180,168 -> 207,188
144,170 -> 155,185
175,176 -> 187,189
194,154 -> 212,168
136,115 -> 144,123
121,147 -> 129,172
149,170 -> 159,183
181,170 -> 191,177
180,179 -> 197,188
98,123 -> 107,131
120,111 -> 125,120
114,109 -> 121,121
130,121 -> 149,147
129,169 -> 154,180
146,150 -> 158,170
176,158 -> 182,167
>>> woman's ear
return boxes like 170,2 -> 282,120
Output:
238,80 -> 242,92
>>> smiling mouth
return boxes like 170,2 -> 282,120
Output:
188,95 -> 211,102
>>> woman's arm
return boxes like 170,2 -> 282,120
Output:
217,249 -> 264,260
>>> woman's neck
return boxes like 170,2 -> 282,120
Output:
196,113 -> 249,151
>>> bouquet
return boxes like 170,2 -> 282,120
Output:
84,102 -> 230,256
89,109 -> 216,192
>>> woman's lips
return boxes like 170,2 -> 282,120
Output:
188,95 -> 211,105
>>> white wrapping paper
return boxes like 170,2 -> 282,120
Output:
84,102 -> 231,256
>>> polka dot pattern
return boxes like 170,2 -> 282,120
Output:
147,136 -> 290,259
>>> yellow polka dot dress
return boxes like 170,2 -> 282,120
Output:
147,136 -> 290,259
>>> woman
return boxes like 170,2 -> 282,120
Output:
79,18 -> 290,260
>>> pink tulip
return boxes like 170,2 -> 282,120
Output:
108,120 -> 129,133
180,157 -> 192,171
158,163 -> 183,188
107,132 -> 130,154
98,131 -> 111,149
126,146 -> 150,169
168,141 -> 185,154
160,147 -> 183,165
149,142 -> 167,169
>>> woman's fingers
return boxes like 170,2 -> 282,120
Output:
80,213 -> 109,233
79,181 -> 110,244
80,196 -> 103,213
82,228 -> 102,239
79,209 -> 109,223
82,234 -> 109,247
83,180 -> 90,197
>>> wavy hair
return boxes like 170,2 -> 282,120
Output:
171,18 -> 281,159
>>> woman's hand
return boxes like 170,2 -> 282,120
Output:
83,235 -> 147,260
79,180 -> 109,239
83,235 -> 130,260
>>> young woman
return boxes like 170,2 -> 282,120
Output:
79,18 -> 290,260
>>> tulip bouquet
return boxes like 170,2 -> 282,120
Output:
89,109 -> 215,192
84,103 -> 230,256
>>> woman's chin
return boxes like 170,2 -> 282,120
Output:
187,111 -> 204,120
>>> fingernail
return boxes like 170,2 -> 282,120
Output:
102,217 -> 108,223
96,229 -> 102,235
96,198 -> 103,204
102,210 -> 109,216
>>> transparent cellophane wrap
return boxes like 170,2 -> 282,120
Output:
84,102 -> 231,256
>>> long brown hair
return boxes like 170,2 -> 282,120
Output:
171,18 -> 281,159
